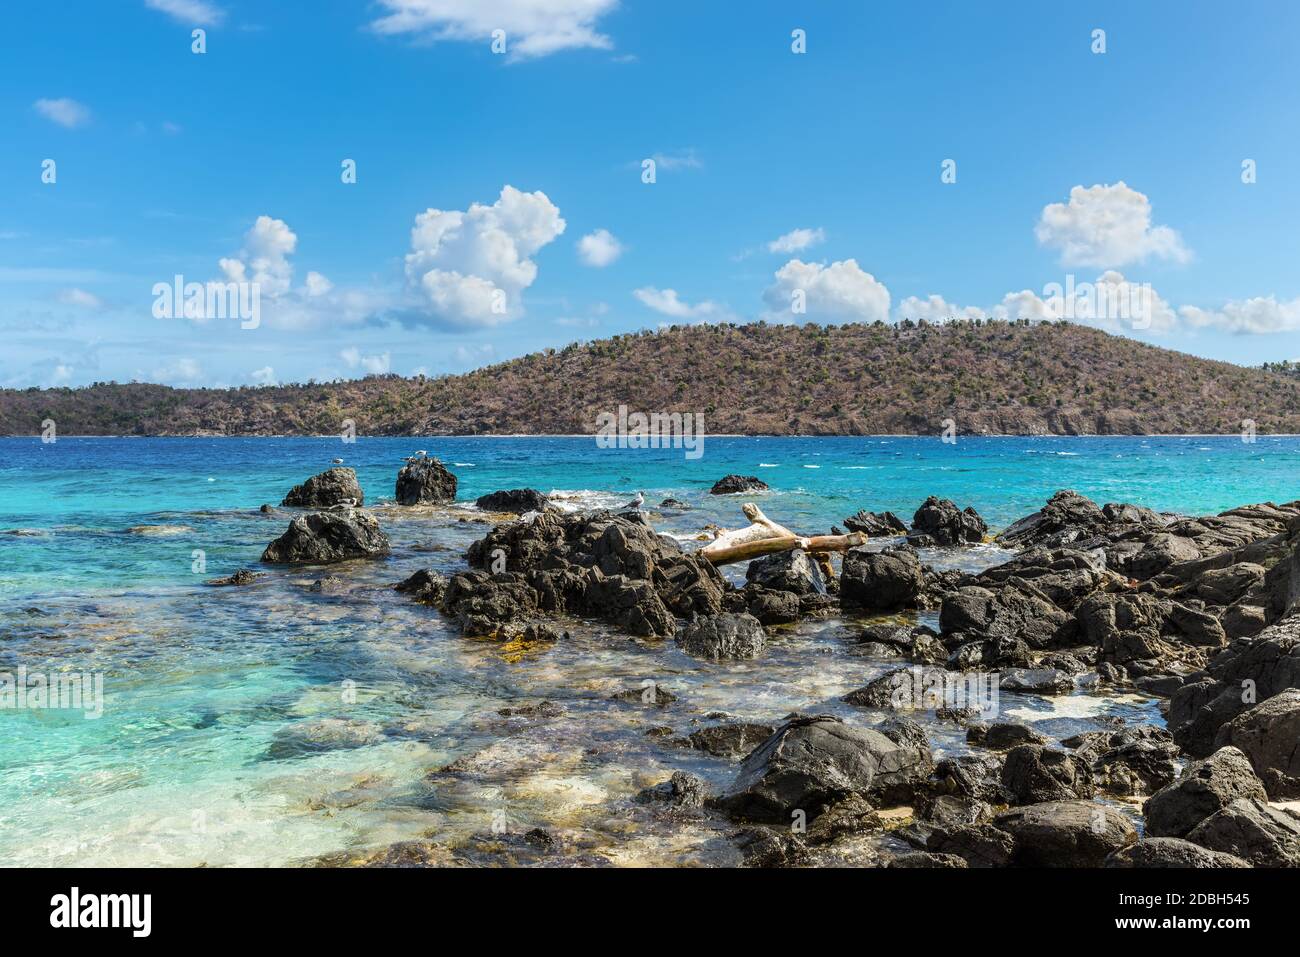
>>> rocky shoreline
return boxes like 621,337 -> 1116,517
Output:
230,460 -> 1300,868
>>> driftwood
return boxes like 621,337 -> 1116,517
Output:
699,502 -> 866,566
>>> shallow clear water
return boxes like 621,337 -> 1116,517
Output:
1,435 -> 1295,866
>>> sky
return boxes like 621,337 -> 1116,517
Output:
2,0 -> 1299,390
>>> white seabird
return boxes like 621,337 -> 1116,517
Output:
623,491 -> 645,510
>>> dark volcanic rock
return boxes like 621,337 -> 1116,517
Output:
887,851 -> 969,868
998,668 -> 1075,695
967,722 -> 1048,751
393,568 -> 448,605
634,771 -> 706,809
940,582 -> 1076,652
1211,688 -> 1300,798
716,715 -> 932,823
395,457 -> 457,505
843,666 -> 953,711
281,467 -> 365,508
1184,798 -> 1300,867
1168,613 -> 1300,756
1062,726 -> 1180,795
441,570 -> 541,636
743,587 -> 802,625
1001,744 -> 1095,804
995,801 -> 1137,867
1104,837 -> 1250,868
207,568 -> 260,586
840,546 -> 925,610
745,549 -> 826,596
475,488 -> 549,513
843,509 -> 908,536
909,496 -> 987,547
688,722 -> 777,759
1143,747 -> 1268,838
709,474 -> 769,495
260,511 -> 390,565
926,823 -> 1017,868
677,612 -> 766,660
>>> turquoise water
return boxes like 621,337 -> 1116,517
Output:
1,436 -> 1296,866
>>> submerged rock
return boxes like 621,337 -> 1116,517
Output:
393,568 -> 448,605
676,612 -> 766,660
281,467 -> 364,508
206,568 -> 260,586
260,511 -> 391,565
709,474 -> 769,495
634,771 -> 707,809
395,457 -> 457,505
715,714 -> 932,823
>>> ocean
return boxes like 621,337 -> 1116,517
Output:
1,435 -> 1296,866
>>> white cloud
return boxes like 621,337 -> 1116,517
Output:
144,0 -> 225,25
404,185 -> 565,327
577,228 -> 623,267
33,98 -> 90,129
250,366 -> 277,385
152,357 -> 203,385
897,272 -> 1176,333
767,227 -> 825,255
633,286 -> 726,320
370,0 -> 617,59
340,348 -> 391,375
1180,296 -> 1300,334
56,288 -> 104,309
1036,182 -> 1190,269
304,271 -> 333,296
220,215 -> 296,298
50,365 -> 74,386
762,259 -> 891,323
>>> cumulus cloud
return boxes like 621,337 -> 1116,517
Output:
250,366 -> 277,385
1036,182 -> 1190,269
370,0 -> 617,59
304,271 -> 333,296
56,288 -> 104,309
767,227 -> 825,255
633,286 -> 726,320
145,0 -> 225,24
762,259 -> 891,323
219,215 -> 297,298
577,228 -> 623,267
404,185 -> 565,327
897,272 -> 1175,333
341,348 -> 391,375
152,357 -> 203,385
1180,296 -> 1300,334
33,98 -> 90,129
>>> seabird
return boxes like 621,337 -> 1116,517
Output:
624,491 -> 645,510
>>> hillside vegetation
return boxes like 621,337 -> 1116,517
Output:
3,319 -> 1297,436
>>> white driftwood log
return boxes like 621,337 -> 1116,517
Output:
699,503 -> 866,566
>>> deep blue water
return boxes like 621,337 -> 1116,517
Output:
0,435 -> 1296,866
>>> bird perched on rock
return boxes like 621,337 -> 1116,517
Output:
623,491 -> 645,510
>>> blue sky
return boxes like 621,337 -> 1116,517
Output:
3,0 -> 1299,389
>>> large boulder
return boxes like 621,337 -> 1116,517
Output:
1001,745 -> 1094,804
395,457 -> 457,505
442,570 -> 540,636
908,496 -> 987,547
260,511 -> 390,565
1105,838 -> 1250,868
677,612 -> 766,660
716,715 -> 932,822
1168,613 -> 1300,756
745,549 -> 826,596
281,467 -> 364,508
1185,798 -> 1300,867
1211,688 -> 1300,798
926,823 -> 1017,868
840,546 -> 925,610
1143,747 -> 1268,838
709,474 -> 769,495
941,582 -> 1076,651
687,722 -> 777,759
475,488 -> 549,513
971,547 -> 1106,612
997,490 -> 1112,549
994,801 -> 1137,867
